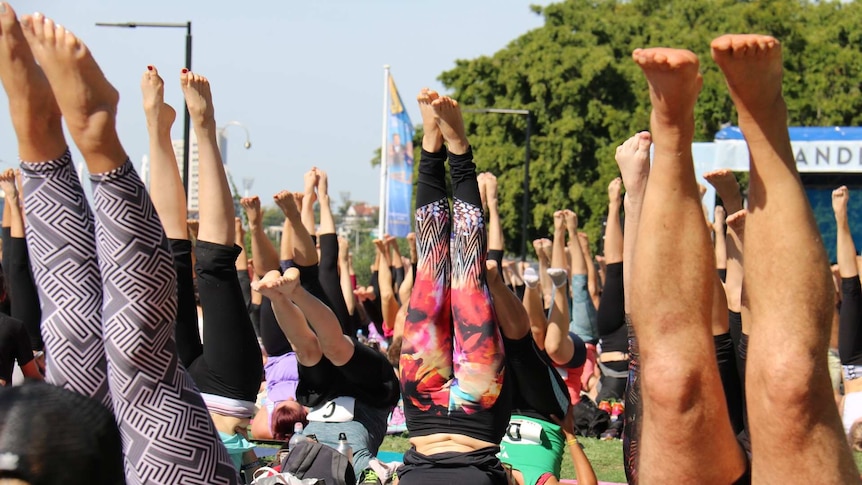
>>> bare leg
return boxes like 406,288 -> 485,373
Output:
338,236 -> 355,316
242,196 -> 279,276
713,205 -> 727,275
605,177 -> 624,265
725,210 -> 746,315
235,217 -> 248,272
275,190 -> 317,266
141,65 -> 186,239
301,169 -> 318,237
631,47 -> 745,482
10,8 -> 108,404
375,238 -> 399,331
522,264 -> 548,351
484,173 -> 504,254
487,260 -> 529,339
24,15 -> 236,481
545,211 -> 574,364
253,269 -> 323,366
712,34 -> 859,483
577,231 -> 599,308
616,132 -> 652,314
180,70 -> 233,247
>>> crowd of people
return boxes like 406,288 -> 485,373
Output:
0,3 -> 859,484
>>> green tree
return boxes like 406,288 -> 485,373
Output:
434,0 -> 862,254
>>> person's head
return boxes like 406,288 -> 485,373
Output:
271,399 -> 308,441
849,418 -> 862,452
0,380 -> 125,485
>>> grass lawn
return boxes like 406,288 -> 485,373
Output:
381,434 -> 627,483
383,434 -> 862,483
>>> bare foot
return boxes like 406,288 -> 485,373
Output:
252,268 -> 301,301
711,35 -> 783,122
0,168 -> 17,200
0,4 -> 65,161
316,169 -> 329,197
478,172 -> 488,210
632,48 -> 702,130
532,239 -> 546,260
431,95 -> 469,155
703,169 -> 743,213
141,65 -> 176,132
833,186 -> 849,222
241,196 -> 262,228
274,190 -> 299,219
301,168 -> 319,206
292,191 -> 304,210
608,177 -> 623,206
417,88 -> 443,152
564,209 -> 578,238
540,238 -> 552,259
726,210 -> 747,239
337,236 -> 350,262
20,12 -> 124,169
554,210 -> 566,235
373,238 -> 387,256
577,232 -> 591,252
179,69 -> 214,126
484,172 -> 498,209
615,132 -> 652,200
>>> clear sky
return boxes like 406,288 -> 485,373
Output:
0,0 -> 550,207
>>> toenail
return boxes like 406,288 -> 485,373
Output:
181,68 -> 188,73
0,4 -> 6,14
148,65 -> 153,71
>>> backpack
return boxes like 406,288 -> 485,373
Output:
571,394 -> 610,438
280,441 -> 355,485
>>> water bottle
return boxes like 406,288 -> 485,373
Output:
288,422 -> 305,450
356,329 -> 367,345
335,432 -> 353,464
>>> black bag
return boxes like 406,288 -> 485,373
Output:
571,394 -> 610,438
280,441 -> 355,485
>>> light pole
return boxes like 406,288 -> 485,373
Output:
465,108 -> 532,261
217,121 -> 252,164
95,21 -> 193,195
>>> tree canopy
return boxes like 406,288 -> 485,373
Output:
437,0 -> 862,254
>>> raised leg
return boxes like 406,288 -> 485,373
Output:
631,47 -> 745,482
712,34 -> 859,483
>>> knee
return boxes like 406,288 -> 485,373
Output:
640,362 -> 708,415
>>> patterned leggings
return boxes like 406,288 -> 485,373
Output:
399,148 -> 505,419
22,152 -> 237,485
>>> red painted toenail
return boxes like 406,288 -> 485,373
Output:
181,68 -> 189,73
147,65 -> 153,71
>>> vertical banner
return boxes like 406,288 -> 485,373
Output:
384,74 -> 414,237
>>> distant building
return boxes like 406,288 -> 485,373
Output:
172,135 -> 201,215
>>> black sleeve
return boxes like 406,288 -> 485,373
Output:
11,317 -> 33,366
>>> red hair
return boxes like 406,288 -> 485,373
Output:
271,404 -> 309,441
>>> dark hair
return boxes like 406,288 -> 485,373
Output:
271,403 -> 309,441
0,380 -> 125,484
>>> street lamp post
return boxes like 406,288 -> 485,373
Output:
95,21 -> 193,195
465,108 -> 532,261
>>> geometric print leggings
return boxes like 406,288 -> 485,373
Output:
22,151 -> 237,484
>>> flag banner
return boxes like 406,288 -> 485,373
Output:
385,75 -> 414,237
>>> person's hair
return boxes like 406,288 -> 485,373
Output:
849,419 -> 862,452
271,403 -> 309,441
0,380 -> 125,485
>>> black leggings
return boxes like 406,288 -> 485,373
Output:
503,334 -> 569,421
840,277 -> 862,365
175,240 -> 263,402
318,233 -> 353,335
260,295 -> 293,356
7,236 -> 41,351
597,262 -> 627,353
715,332 -> 745,436
297,341 -> 400,409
